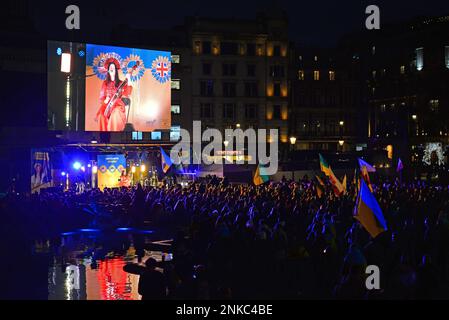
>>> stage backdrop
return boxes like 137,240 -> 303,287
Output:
85,44 -> 171,132
97,154 -> 126,190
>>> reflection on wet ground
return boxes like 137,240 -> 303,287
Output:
33,228 -> 173,300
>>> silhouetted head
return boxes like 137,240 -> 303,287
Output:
145,258 -> 158,269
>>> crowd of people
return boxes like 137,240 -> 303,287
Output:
1,174 -> 449,299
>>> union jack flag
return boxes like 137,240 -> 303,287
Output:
151,56 -> 171,84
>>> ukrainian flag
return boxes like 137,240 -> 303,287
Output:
354,179 -> 387,238
319,154 -> 332,176
253,165 -> 269,186
160,147 -> 173,174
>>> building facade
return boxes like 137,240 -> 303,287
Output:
345,15 -> 449,173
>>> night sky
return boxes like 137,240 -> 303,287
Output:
19,0 -> 449,46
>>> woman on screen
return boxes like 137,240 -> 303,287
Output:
95,58 -> 133,131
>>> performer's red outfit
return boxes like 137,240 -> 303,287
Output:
96,58 -> 133,132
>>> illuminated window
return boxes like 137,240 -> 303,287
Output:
132,131 -> 142,141
400,65 -> 405,74
429,99 -> 439,112
171,55 -> 180,64
329,70 -> 335,81
313,71 -> 320,81
170,126 -> 181,141
298,70 -> 305,80
171,79 -> 181,90
151,131 -> 161,140
445,46 -> 449,68
171,105 -> 181,115
194,41 -> 201,54
416,47 -> 424,71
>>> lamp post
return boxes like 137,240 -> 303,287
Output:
338,139 -> 345,152
290,136 -> 297,181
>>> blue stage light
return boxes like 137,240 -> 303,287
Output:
57,48 -> 62,56
61,171 -> 66,176
78,50 -> 85,57
117,228 -> 133,232
79,229 -> 100,233
73,162 -> 82,170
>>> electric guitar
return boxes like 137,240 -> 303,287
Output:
102,62 -> 139,119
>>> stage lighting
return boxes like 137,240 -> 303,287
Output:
73,162 -> 82,170
61,53 -> 71,73
81,166 -> 86,172
87,163 -> 91,168
92,166 -> 98,174
141,164 -> 146,172
61,172 -> 66,176
56,48 -> 62,56
78,50 -> 85,57
131,166 -> 136,173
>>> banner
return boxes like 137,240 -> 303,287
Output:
31,150 -> 53,194
97,154 -> 126,190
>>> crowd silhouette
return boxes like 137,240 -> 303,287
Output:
1,175 -> 449,299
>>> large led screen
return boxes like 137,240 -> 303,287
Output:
47,41 -> 172,132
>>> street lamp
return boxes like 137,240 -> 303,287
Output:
339,121 -> 344,126
289,136 -> 297,181
338,140 -> 345,147
412,114 -> 417,120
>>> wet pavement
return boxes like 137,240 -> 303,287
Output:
6,228 -> 173,300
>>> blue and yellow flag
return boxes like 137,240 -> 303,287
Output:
358,158 -> 376,172
354,179 -> 387,238
253,165 -> 269,186
160,147 -> 173,173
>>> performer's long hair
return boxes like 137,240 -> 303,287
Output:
106,62 -> 121,88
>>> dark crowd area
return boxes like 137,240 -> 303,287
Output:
1,175 -> 449,300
